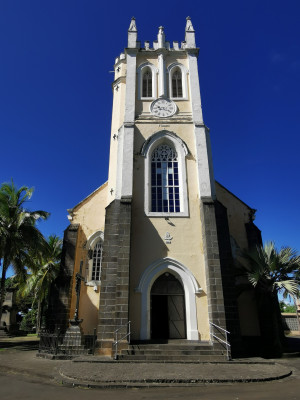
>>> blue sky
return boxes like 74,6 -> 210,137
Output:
1,0 -> 300,268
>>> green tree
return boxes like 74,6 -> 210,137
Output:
0,180 -> 49,323
19,308 -> 37,332
20,235 -> 62,333
242,242 -> 300,357
279,301 -> 296,313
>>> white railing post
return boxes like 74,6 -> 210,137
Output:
113,321 -> 131,360
209,321 -> 231,361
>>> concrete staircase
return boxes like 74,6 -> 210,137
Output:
116,340 -> 229,362
0,327 -> 13,338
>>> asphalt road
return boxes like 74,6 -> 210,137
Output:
0,360 -> 300,400
1,337 -> 300,399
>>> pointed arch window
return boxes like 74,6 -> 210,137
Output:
142,131 -> 189,217
142,69 -> 153,98
168,64 -> 188,100
151,144 -> 180,213
138,63 -> 157,100
85,231 -> 104,285
91,241 -> 103,281
171,69 -> 183,98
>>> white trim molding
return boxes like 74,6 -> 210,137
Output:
137,62 -> 158,100
141,130 -> 189,217
135,257 -> 202,340
85,230 -> 104,286
167,62 -> 189,100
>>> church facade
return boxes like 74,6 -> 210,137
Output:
50,18 -> 262,358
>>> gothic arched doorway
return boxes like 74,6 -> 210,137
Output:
151,273 -> 186,339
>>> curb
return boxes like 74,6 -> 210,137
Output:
56,368 -> 293,389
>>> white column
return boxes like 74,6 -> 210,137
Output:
158,53 -> 166,97
124,51 -> 137,123
188,52 -> 203,124
116,49 -> 137,199
188,51 -> 215,199
194,125 -> 216,199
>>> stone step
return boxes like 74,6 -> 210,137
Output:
117,354 -> 227,362
126,344 -> 225,351
0,329 -> 13,338
116,341 -> 229,362
121,349 -> 226,356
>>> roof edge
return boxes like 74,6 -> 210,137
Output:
67,181 -> 108,213
215,180 -> 256,212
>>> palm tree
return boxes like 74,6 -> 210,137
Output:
242,242 -> 300,357
0,180 -> 49,323
20,235 -> 62,333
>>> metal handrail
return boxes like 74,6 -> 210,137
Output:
209,321 -> 231,360
112,321 -> 131,360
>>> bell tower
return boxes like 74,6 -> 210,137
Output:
97,17 -> 228,355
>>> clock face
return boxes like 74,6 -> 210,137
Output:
150,98 -> 176,118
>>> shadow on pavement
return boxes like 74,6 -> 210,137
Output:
0,340 -> 39,351
283,336 -> 300,356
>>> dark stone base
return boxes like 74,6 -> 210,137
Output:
62,320 -> 83,347
97,198 -> 132,355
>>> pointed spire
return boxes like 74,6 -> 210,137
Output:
128,16 -> 137,32
128,17 -> 138,48
185,16 -> 194,32
185,16 -> 196,48
157,26 -> 166,49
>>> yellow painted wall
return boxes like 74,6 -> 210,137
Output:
69,182 -> 108,333
129,117 -> 210,340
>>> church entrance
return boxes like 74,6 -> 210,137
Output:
150,273 -> 186,339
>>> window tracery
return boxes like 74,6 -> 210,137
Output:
142,131 -> 189,217
151,144 -> 180,213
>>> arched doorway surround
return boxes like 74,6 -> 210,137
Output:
151,273 -> 186,339
135,257 -> 202,340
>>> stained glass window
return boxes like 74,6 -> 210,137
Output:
151,144 -> 180,213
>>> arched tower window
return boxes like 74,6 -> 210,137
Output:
92,241 -> 103,281
167,63 -> 188,100
138,63 -> 158,100
151,144 -> 180,213
142,69 -> 153,98
171,69 -> 183,98
141,131 -> 189,217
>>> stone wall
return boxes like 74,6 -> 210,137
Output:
97,197 -> 132,355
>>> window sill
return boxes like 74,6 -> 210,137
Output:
145,211 -> 189,218
170,97 -> 188,101
85,281 -> 101,287
140,97 -> 157,101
